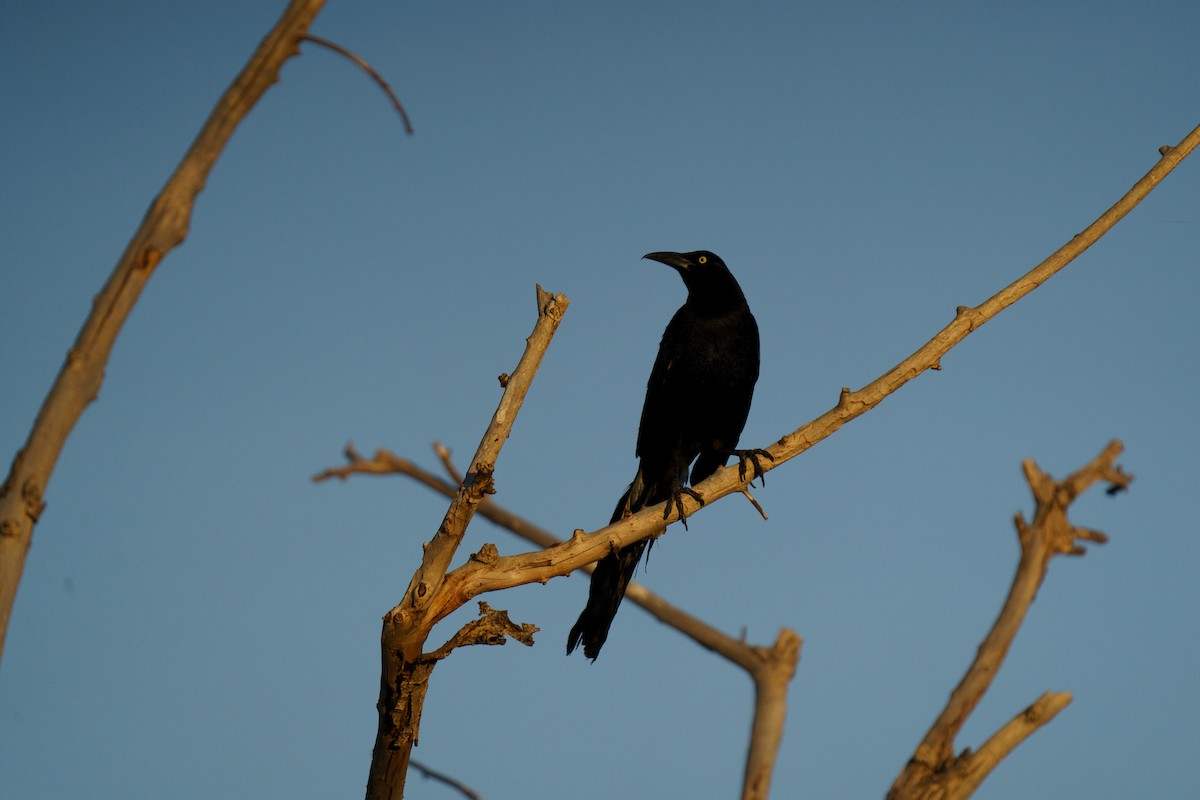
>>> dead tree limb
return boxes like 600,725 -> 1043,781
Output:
409,759 -> 483,800
315,444 -> 772,666
315,444 -> 802,800
742,629 -> 803,800
321,125 -> 1195,798
301,35 -> 414,134
887,441 -> 1133,800
0,0 -> 329,665
364,286 -> 568,800
374,125 -> 1197,621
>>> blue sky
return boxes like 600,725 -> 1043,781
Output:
2,2 -> 1198,798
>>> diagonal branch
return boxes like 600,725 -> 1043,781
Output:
410,124 -> 1196,615
315,444 -> 778,669
965,691 -> 1073,785
0,0 -> 329,665
693,123 -> 1196,517
326,126 -> 1191,800
887,441 -> 1132,800
409,759 -> 483,800
394,286 -> 567,654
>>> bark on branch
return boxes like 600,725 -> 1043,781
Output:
364,286 -> 568,800
363,124 -> 1197,627
325,124 -> 1194,799
315,444 -> 773,668
315,444 -> 802,799
0,0 -> 329,665
887,441 -> 1132,800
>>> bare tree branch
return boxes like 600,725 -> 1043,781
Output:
301,35 -> 414,134
887,441 -> 1132,800
966,691 -> 1072,783
410,759 -> 484,800
421,601 -> 537,662
433,441 -> 463,484
315,442 -> 802,800
319,440 -> 805,800
322,125 -> 1191,798
314,444 -> 772,671
0,0 -> 329,665
742,629 -> 803,800
396,286 -> 568,648
365,286 -> 568,800
352,128 -> 1193,630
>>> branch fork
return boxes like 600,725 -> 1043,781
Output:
365,285 -> 568,799
888,441 -> 1132,800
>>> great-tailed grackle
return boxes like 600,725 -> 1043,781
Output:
567,250 -> 763,660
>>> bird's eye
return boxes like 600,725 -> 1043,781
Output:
698,255 -> 708,265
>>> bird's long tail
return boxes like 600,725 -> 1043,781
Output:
566,540 -> 646,660
566,487 -> 647,660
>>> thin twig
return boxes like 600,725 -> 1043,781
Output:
409,759 -> 483,800
302,34 -> 414,134
740,487 -> 768,520
434,442 -> 463,484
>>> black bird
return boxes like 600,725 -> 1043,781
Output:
567,250 -> 764,660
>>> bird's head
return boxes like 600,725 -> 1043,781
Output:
642,250 -> 746,310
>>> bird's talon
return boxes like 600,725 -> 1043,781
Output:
664,485 -> 705,528
732,448 -> 775,485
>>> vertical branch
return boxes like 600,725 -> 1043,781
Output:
398,286 -> 568,651
365,286 -> 568,800
0,0 -> 328,664
742,629 -> 803,800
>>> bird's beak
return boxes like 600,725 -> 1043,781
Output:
643,251 -> 690,271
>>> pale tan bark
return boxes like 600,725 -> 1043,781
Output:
887,442 -> 1131,800
320,124 -> 1198,799
0,0 -> 329,664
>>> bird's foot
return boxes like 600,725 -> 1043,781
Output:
731,448 -> 775,485
665,485 -> 705,530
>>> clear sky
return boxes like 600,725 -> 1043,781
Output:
2,2 -> 1198,798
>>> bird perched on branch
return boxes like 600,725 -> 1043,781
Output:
567,250 -> 765,660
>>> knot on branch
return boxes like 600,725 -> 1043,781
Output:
466,463 -> 496,501
470,543 -> 499,564
21,478 -> 46,522
138,246 -> 163,275
422,602 -> 538,662
954,304 -> 984,331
